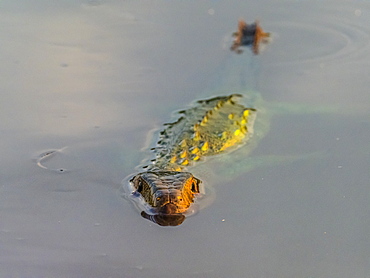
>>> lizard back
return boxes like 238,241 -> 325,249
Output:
144,94 -> 257,171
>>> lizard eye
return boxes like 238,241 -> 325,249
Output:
191,178 -> 201,193
136,179 -> 144,193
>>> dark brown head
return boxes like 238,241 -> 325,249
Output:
130,171 -> 201,226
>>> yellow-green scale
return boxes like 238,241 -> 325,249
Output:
148,94 -> 256,172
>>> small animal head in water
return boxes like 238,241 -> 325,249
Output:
130,171 -> 201,226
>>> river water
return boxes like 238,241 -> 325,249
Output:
1,1 -> 369,277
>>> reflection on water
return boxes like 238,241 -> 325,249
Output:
141,211 -> 186,226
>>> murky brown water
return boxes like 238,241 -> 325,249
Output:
1,1 -> 369,277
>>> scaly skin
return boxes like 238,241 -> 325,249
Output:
130,95 -> 256,226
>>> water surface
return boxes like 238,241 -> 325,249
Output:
1,1 -> 369,277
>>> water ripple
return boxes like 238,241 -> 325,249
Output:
268,17 -> 370,66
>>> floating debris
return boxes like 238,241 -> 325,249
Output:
35,147 -> 68,173
230,20 -> 270,54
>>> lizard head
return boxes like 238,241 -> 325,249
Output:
130,171 -> 201,226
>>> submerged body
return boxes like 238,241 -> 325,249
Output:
129,94 -> 257,226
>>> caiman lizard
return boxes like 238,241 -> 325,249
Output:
124,21 -> 270,226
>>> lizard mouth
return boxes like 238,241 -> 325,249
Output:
141,211 -> 186,226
